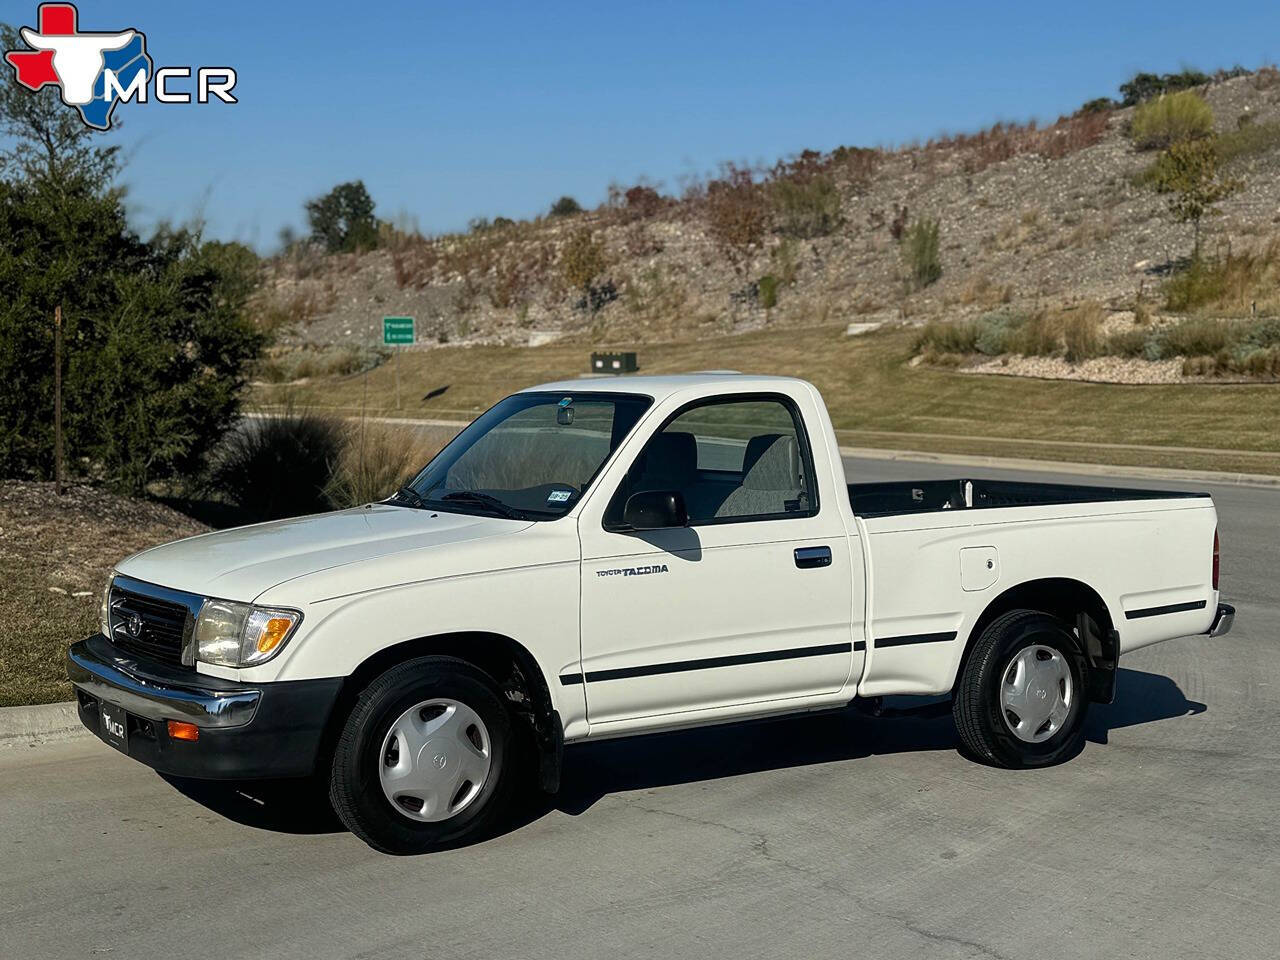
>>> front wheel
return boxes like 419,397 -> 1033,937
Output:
329,656 -> 519,854
952,609 -> 1089,768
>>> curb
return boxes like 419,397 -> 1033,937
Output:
839,446 -> 1280,489
0,701 -> 86,749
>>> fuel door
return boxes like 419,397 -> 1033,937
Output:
960,546 -> 999,592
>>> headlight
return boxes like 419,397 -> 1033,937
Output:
99,576 -> 114,637
194,599 -> 302,667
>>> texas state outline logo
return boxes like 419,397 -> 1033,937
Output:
4,3 -> 237,131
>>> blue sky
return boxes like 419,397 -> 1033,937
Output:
3,1 -> 1277,250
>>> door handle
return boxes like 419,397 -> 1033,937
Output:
794,546 -> 832,569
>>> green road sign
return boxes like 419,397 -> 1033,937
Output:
383,316 -> 415,345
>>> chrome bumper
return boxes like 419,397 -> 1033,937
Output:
1208,603 -> 1235,638
67,634 -> 260,728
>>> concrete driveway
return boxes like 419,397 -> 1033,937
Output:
2,458 -> 1276,960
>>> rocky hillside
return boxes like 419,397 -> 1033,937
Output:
255,69 -> 1280,358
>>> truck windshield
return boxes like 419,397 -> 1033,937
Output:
403,392 -> 652,520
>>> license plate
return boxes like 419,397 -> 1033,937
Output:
99,700 -> 128,752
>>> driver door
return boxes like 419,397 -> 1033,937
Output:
575,394 -> 858,728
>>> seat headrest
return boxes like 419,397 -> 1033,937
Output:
637,431 -> 698,487
742,433 -> 801,490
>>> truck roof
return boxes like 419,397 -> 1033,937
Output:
522,372 -> 810,401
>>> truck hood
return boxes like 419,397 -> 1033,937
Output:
116,505 -> 532,601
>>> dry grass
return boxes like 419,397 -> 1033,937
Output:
1054,213 -> 1116,251
257,345 -> 383,383
947,273 -> 1015,308
253,323 -> 1280,473
0,483 -> 208,706
252,286 -> 337,335
1164,239 -> 1280,314
923,109 -> 1111,173
326,421 -> 449,507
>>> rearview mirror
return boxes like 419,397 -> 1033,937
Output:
623,490 -> 688,531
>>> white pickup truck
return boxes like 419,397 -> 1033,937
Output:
69,374 -> 1234,854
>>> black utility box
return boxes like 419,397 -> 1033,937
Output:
590,352 -> 638,374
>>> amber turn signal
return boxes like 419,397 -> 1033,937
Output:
167,720 -> 199,742
256,616 -> 294,655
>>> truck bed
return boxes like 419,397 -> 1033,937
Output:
848,478 -> 1208,517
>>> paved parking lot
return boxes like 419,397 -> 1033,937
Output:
2,458 -> 1276,960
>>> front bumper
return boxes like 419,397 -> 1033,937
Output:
68,634 -> 342,780
1208,602 -> 1235,638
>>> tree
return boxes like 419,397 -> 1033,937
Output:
549,195 -> 582,217
0,181 -> 265,491
0,29 -> 264,492
305,180 -> 379,253
0,24 -> 118,190
1151,138 -> 1242,256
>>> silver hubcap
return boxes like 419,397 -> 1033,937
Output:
378,699 -> 492,823
999,644 -> 1073,744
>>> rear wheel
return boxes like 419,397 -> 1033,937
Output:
329,656 -> 519,854
953,609 -> 1088,768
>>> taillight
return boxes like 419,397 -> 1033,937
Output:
1212,529 -> 1220,591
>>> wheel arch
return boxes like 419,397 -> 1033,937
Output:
955,577 -> 1118,704
318,631 -> 563,788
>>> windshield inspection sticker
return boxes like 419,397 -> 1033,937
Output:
547,489 -> 573,503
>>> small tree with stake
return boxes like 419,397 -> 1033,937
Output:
1151,138 -> 1242,258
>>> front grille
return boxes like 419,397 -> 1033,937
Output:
108,584 -> 192,667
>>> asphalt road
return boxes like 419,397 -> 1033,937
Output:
3,457 -> 1277,960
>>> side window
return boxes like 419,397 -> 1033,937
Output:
608,396 -> 816,526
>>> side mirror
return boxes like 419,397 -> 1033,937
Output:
623,490 -> 688,531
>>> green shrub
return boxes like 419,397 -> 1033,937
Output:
305,181 -> 379,252
903,218 -> 942,289
1120,70 -> 1210,107
1148,318 -> 1234,359
210,409 -> 345,522
1107,328 -> 1150,357
560,228 -> 607,291
771,176 -> 842,238
1080,97 -> 1118,114
549,196 -> 582,217
1235,316 -> 1280,353
972,308 -> 1027,355
758,274 -> 779,309
1235,347 -> 1280,376
1130,92 -> 1214,150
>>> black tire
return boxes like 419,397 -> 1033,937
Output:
329,656 -> 519,854
952,609 -> 1089,769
